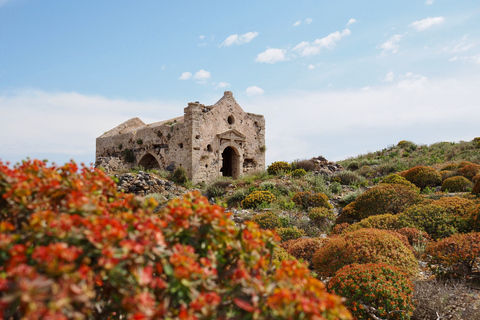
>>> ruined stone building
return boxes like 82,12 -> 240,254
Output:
96,91 -> 265,183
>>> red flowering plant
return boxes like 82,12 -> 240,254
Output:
0,159 -> 351,320
328,263 -> 414,320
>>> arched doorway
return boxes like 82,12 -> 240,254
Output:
221,146 -> 240,179
138,153 -> 160,169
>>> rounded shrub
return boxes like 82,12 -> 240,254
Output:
328,263 -> 414,320
473,173 -> 480,183
343,214 -> 399,233
171,166 -> 189,185
403,166 -> 442,189
346,161 -> 360,171
441,176 -> 472,192
397,140 -> 418,152
312,228 -> 418,278
380,173 -> 419,191
330,222 -> 350,236
0,160 -> 353,320
397,204 -> 467,240
431,196 -> 476,218
396,227 -> 431,248
440,163 -> 459,171
335,184 -> 422,224
440,170 -> 457,182
473,179 -> 480,195
292,191 -> 332,210
332,170 -> 365,186
267,161 -> 291,175
426,232 -> 480,278
308,207 -> 335,230
286,238 -> 326,266
469,204 -> 480,232
276,226 -> 306,242
459,163 -> 480,180
457,161 -> 473,169
252,211 -> 281,230
241,190 -> 276,208
291,168 -> 307,178
273,246 -> 295,263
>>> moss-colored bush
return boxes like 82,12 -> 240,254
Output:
343,214 -> 400,233
473,179 -> 480,195
291,168 -> 307,178
469,204 -> 480,232
241,190 -> 276,208
170,166 -> 188,185
286,238 -> 326,266
272,246 -> 295,263
332,170 -> 365,185
431,196 -> 476,218
313,229 -> 418,278
457,161 -> 473,169
473,173 -> 480,183
291,191 -> 332,210
267,161 -> 291,175
276,226 -> 306,242
328,263 -> 414,320
335,184 -> 422,224
397,204 -> 467,240
292,159 -> 316,172
346,161 -> 360,171
440,170 -> 457,182
459,163 -> 480,180
380,173 -> 420,191
426,232 -> 480,278
441,163 -> 459,171
403,166 -> 442,189
397,140 -> 418,152
252,212 -> 282,230
441,176 -> 472,192
308,207 -> 335,230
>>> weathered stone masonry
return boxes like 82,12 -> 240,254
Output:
96,91 -> 265,183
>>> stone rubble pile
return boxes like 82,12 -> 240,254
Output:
95,157 -> 128,174
114,171 -> 185,197
311,156 -> 343,175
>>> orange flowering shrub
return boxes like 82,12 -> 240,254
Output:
330,222 -> 350,235
241,190 -> 276,208
473,173 -> 480,183
286,238 -> 326,267
426,232 -> 480,278
343,214 -> 400,233
441,176 -> 472,192
380,173 -> 419,191
431,196 -> 476,218
473,179 -> 480,195
457,161 -> 473,169
469,204 -> 480,232
459,163 -> 480,180
335,184 -> 422,224
292,191 -> 332,210
328,263 -> 414,320
312,229 -> 418,278
252,211 -> 281,230
0,159 -> 352,320
267,161 -> 291,175
403,166 -> 442,189
440,170 -> 457,182
396,227 -> 432,248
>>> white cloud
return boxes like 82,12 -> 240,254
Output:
246,86 -> 264,96
384,72 -> 395,82
220,31 -> 258,46
255,48 -> 288,64
293,20 -> 302,27
410,17 -> 445,31
396,72 -> 428,90
377,34 -> 402,55
217,82 -> 231,88
308,64 -> 315,70
293,28 -> 351,56
179,72 -> 192,80
425,0 -> 433,4
347,19 -> 356,26
193,69 -> 211,82
293,18 -> 312,27
199,35 -> 205,40
450,54 -> 480,64
305,18 -> 313,24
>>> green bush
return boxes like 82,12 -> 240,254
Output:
226,188 -> 248,206
328,263 -> 414,320
267,161 -> 291,175
313,228 -> 418,278
380,173 -> 419,191
276,226 -> 306,242
272,246 -> 295,263
397,140 -> 418,152
346,161 -> 360,171
241,190 -> 276,208
308,207 -> 335,231
441,163 -> 458,171
170,166 -> 188,185
336,184 -> 422,224
397,204 -> 467,240
291,168 -> 307,178
440,170 -> 457,182
332,170 -> 365,185
291,191 -> 332,210
402,166 -> 442,189
441,176 -> 472,192
426,232 -> 480,278
252,212 -> 282,230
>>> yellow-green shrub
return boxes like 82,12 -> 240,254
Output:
335,184 -> 422,224
440,170 -> 457,182
441,176 -> 472,192
292,191 -> 332,210
457,161 -> 473,169
276,226 -> 306,242
403,166 -> 442,189
291,168 -> 307,178
431,196 -> 476,218
441,163 -> 459,171
252,211 -> 281,230
469,204 -> 480,232
308,207 -> 335,230
241,190 -> 276,208
312,229 -> 418,278
343,214 -> 399,233
380,173 -> 419,191
267,161 -> 291,175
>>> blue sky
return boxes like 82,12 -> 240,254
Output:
1,0 -> 479,166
